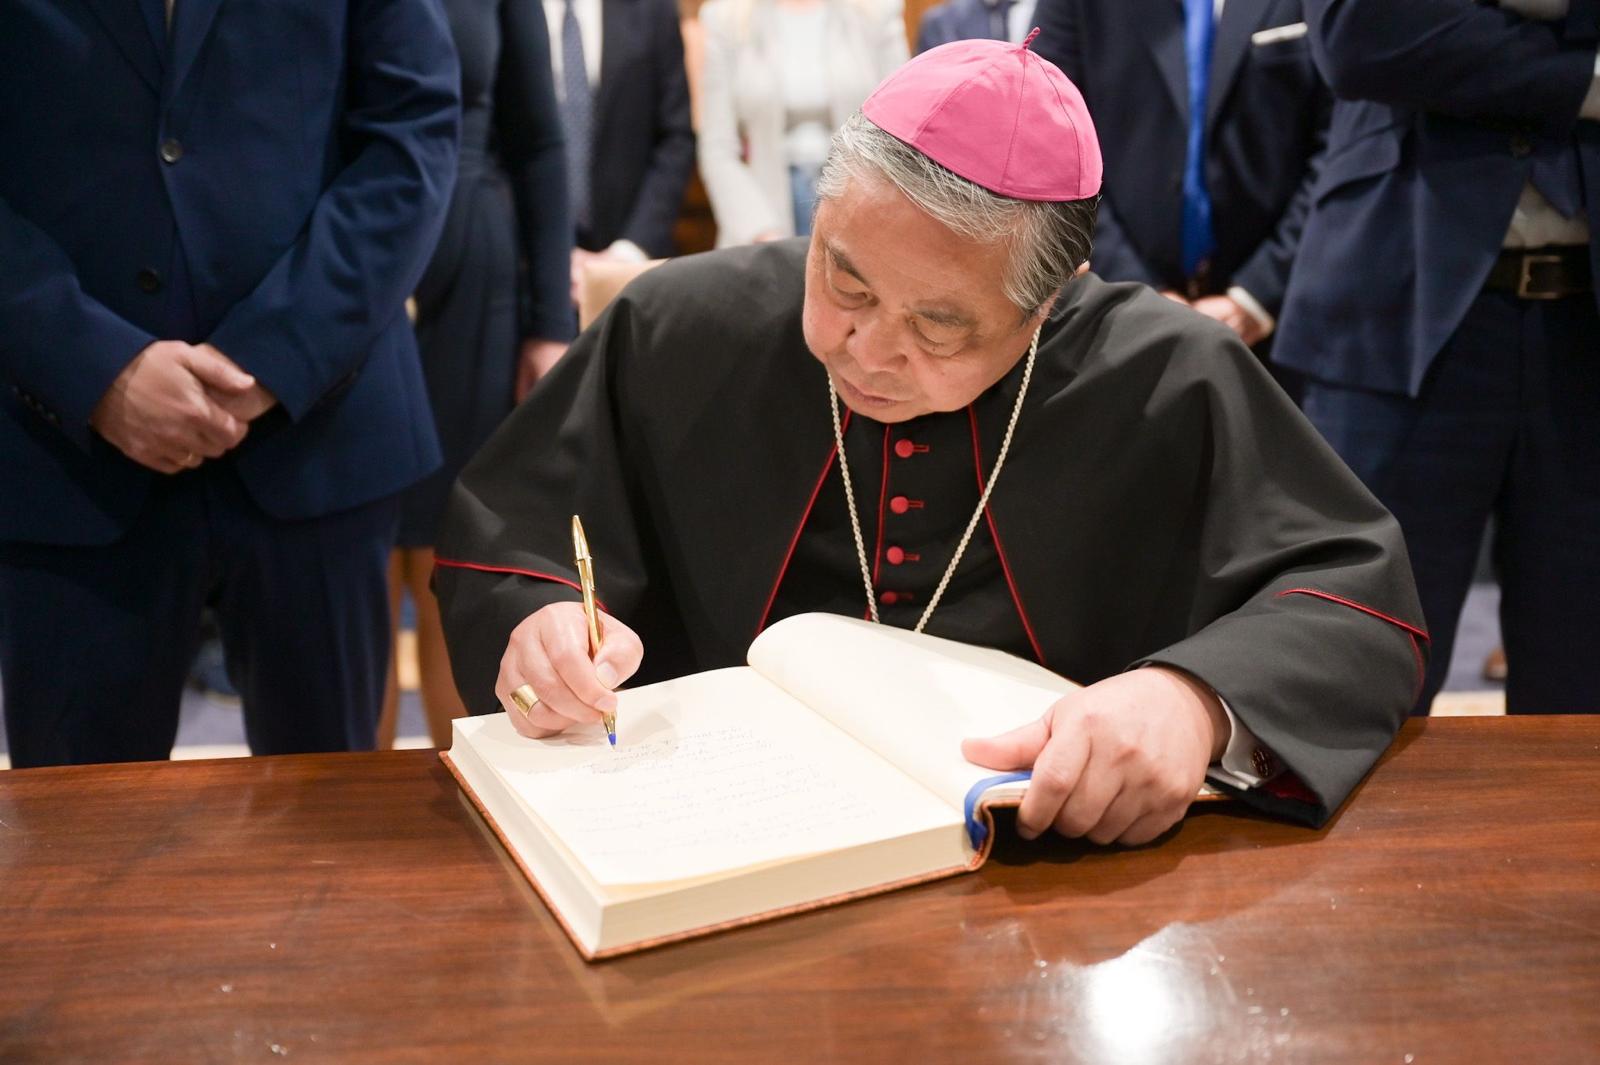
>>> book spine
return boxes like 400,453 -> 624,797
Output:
963,771 -> 1032,849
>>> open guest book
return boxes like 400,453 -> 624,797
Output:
444,612 -> 1216,960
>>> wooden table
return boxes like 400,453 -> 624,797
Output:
2,717 -> 1597,1064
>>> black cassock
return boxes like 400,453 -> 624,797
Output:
435,240 -> 1427,826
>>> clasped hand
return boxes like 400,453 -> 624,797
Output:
963,667 -> 1229,846
1160,290 -> 1268,347
90,341 -> 278,473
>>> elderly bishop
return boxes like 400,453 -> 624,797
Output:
435,36 -> 1427,843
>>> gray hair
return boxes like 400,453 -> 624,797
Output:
814,112 -> 1098,319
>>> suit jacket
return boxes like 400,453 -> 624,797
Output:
0,0 -> 460,546
697,0 -> 906,246
915,0 -> 1004,53
1274,0 -> 1600,396
581,0 -> 696,256
1033,0 -> 1331,318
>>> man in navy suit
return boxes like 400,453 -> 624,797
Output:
1033,0 -> 1330,379
548,0 -> 694,302
1276,0 -> 1600,714
916,0 -> 1037,52
0,0 -> 461,766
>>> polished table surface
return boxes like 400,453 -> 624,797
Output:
2,717 -> 1597,1064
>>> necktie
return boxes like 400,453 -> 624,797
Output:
1181,0 -> 1216,279
987,0 -> 1012,42
1529,136 -> 1584,219
561,0 -> 593,231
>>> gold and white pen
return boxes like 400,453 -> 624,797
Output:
571,514 -> 616,746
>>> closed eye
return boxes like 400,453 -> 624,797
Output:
826,257 -> 872,306
831,280 -> 870,306
911,317 -> 969,354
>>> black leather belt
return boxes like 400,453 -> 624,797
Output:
1485,245 -> 1591,300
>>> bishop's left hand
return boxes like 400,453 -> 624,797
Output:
961,667 -> 1229,846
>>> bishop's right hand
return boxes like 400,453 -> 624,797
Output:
496,602 -> 643,739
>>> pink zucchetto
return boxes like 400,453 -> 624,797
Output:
861,29 -> 1102,203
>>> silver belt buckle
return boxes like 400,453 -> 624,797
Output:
1517,253 -> 1565,300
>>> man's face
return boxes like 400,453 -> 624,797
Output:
801,175 -> 1047,423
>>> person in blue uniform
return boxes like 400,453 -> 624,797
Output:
1032,0 -> 1330,395
1275,0 -> 1600,715
0,0 -> 461,766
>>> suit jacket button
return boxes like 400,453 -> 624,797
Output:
136,268 -> 162,293
159,138 -> 184,164
1509,133 -> 1532,159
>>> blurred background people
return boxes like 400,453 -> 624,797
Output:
915,0 -> 1035,52
550,0 -> 697,297
1276,0 -> 1600,714
379,0 -> 573,750
697,0 -> 908,245
1033,0 -> 1330,398
0,0 -> 460,767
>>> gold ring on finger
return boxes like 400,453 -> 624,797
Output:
510,684 -> 540,716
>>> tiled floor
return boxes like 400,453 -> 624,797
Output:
0,584 -> 1508,769
1433,581 -> 1505,716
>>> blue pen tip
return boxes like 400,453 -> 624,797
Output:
607,730 -> 617,747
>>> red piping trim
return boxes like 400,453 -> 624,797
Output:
869,424 -> 890,617
1276,587 -> 1430,701
433,557 -> 610,614
1407,633 -> 1425,706
1275,588 -> 1430,641
968,407 -> 1048,667
755,413 -> 851,636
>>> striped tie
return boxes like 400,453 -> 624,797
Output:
561,0 -> 593,231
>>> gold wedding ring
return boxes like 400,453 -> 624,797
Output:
509,684 -> 540,716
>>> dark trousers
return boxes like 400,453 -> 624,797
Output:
0,465 -> 398,766
1302,288 -> 1600,714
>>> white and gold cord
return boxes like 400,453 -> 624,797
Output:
827,326 -> 1039,633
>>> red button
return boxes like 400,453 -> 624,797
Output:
894,439 -> 915,459
880,591 -> 900,605
885,546 -> 905,565
890,495 -> 910,515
